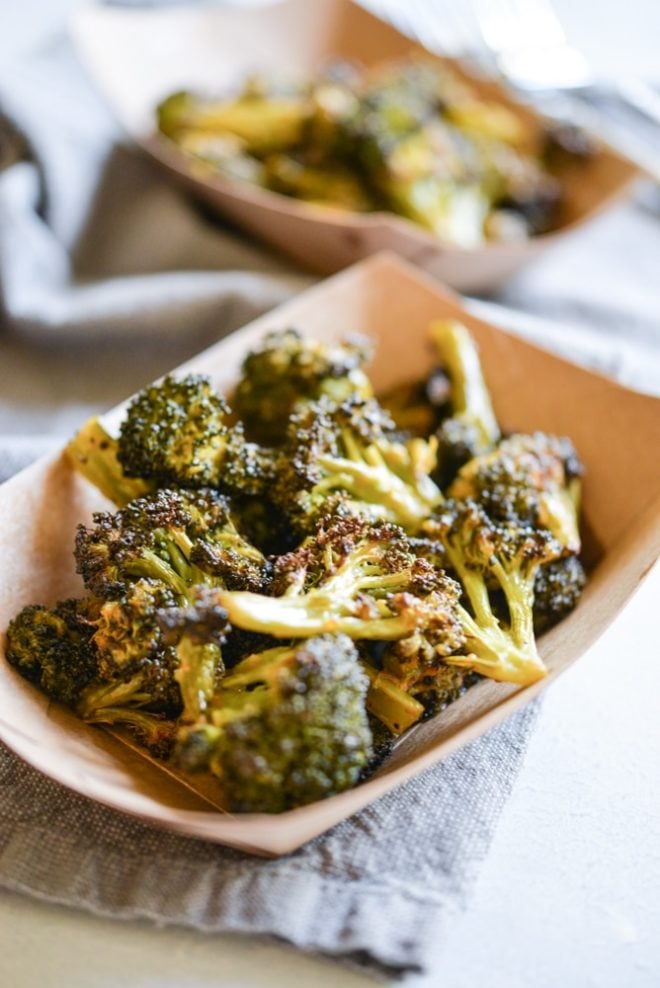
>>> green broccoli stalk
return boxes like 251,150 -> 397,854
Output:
449,432 -> 584,553
430,319 -> 500,483
426,499 -> 564,685
275,396 -> 442,535
233,328 -> 374,445
76,675 -> 178,758
66,417 -> 154,507
175,634 -> 373,813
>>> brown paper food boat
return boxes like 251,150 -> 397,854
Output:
1,254 -> 659,856
71,0 -> 639,294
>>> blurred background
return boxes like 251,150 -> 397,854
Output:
4,0 -> 660,80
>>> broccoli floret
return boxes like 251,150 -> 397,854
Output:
274,396 -> 442,535
533,555 -> 586,635
6,591 -> 182,756
74,488 -> 269,601
216,512 -> 454,642
233,329 -> 374,445
117,374 -> 229,487
426,499 -> 564,685
117,374 -> 275,497
74,488 -> 265,721
6,597 -> 99,706
175,634 -> 373,812
430,319 -> 500,484
407,665 -> 480,719
449,432 -> 584,552
66,417 -> 154,507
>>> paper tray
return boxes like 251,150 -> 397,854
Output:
71,0 -> 639,293
1,253 -> 659,855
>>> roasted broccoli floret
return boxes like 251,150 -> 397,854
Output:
430,319 -> 500,484
74,488 -> 266,721
448,432 -> 584,552
117,374 -> 276,496
74,488 -> 269,601
6,597 -> 99,706
6,591 -> 180,756
274,395 -> 442,535
233,329 -> 374,445
66,417 -> 153,507
216,512 -> 453,642
117,374 -> 229,487
175,634 -> 373,812
405,665 -> 480,719
533,555 -> 586,635
426,499 -> 564,685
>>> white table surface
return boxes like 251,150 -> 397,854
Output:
2,2 -> 660,986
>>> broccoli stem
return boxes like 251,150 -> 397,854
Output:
361,662 -> 425,734
216,589 -> 419,640
447,600 -> 546,686
314,433 -> 442,533
175,639 -> 223,722
66,417 -> 153,507
444,546 -> 546,686
430,320 -> 500,449
537,488 -> 581,553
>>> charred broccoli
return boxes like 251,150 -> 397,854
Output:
6,597 -> 99,706
216,512 -> 454,642
117,374 -> 277,496
6,590 -> 180,755
426,499 -> 564,685
274,395 -> 442,535
233,328 -> 374,445
175,634 -> 373,812
449,432 -> 583,552
533,555 -> 586,635
74,487 -> 269,601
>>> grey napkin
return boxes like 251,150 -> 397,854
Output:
1,17 -> 660,984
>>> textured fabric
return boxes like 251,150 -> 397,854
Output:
0,703 -> 537,978
1,12 -> 660,983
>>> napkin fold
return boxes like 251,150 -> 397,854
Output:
1,12 -> 659,982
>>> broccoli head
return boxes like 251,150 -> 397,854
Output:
448,432 -> 584,552
117,374 -> 277,497
118,374 -> 229,487
74,487 -> 269,601
6,597 -> 99,706
426,499 -> 564,685
233,328 -> 374,445
175,634 -> 373,812
6,592 -> 181,756
274,395 -> 442,535
533,555 -> 586,635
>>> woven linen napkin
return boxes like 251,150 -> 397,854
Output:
1,15 -> 660,983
